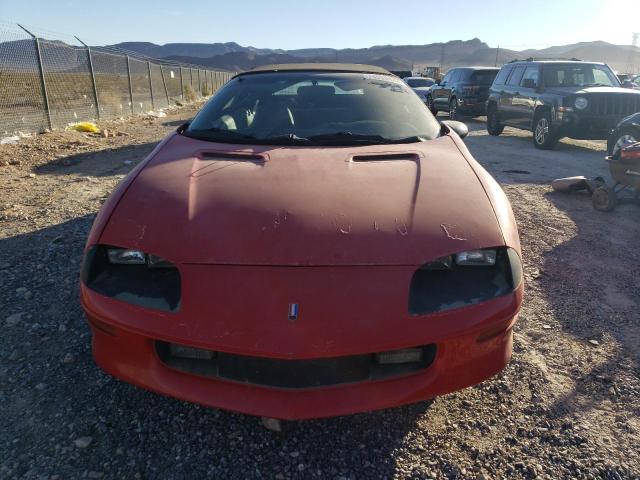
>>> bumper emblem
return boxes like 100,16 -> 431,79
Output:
288,303 -> 299,321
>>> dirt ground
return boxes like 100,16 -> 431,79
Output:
1,105 -> 638,480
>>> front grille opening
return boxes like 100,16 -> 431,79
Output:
409,248 -> 516,316
156,343 -> 437,389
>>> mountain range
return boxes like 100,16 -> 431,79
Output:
111,38 -> 640,73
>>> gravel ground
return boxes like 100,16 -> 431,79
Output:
1,105 -> 639,480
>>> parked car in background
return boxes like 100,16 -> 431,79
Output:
390,70 -> 413,79
608,112 -> 640,155
427,67 -> 499,119
486,59 -> 640,149
404,76 -> 435,103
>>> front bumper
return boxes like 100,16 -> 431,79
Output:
81,269 -> 522,420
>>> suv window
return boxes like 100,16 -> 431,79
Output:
469,70 -> 498,85
520,66 -> 539,88
450,69 -> 462,82
442,70 -> 454,84
493,66 -> 512,86
507,66 -> 525,86
542,63 -> 619,87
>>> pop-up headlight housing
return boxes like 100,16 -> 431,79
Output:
81,245 -> 181,312
409,248 -> 522,315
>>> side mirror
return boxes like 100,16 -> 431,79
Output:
522,78 -> 537,89
435,79 -> 441,86
441,120 -> 468,139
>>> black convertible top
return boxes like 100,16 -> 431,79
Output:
235,63 -> 393,77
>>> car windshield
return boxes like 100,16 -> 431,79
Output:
469,70 -> 498,85
542,64 -> 620,88
406,78 -> 434,87
186,72 -> 441,146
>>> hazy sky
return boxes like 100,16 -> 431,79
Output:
1,0 -> 639,49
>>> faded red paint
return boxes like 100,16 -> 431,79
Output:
81,129 -> 523,420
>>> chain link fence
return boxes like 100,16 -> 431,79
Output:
0,23 -> 234,134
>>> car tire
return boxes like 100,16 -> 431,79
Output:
592,186 -> 617,212
532,111 -> 559,150
427,95 -> 438,115
486,105 -> 504,136
608,128 -> 639,156
449,98 -> 459,120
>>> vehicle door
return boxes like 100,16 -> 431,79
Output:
501,66 -> 526,125
513,66 -> 540,127
433,69 -> 455,109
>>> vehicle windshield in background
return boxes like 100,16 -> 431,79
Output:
406,78 -> 434,88
186,72 -> 441,146
469,70 -> 498,84
542,64 -> 619,88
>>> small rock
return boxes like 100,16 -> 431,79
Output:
42,128 -> 51,134
123,160 -> 132,165
101,129 -> 109,138
63,353 -> 75,364
6,312 -> 24,326
290,451 -> 300,458
1,160 -> 9,166
8,159 -> 21,165
74,436 -> 93,449
35,383 -> 46,391
28,173 -> 36,178
58,324 -> 67,332
24,290 -> 33,300
588,339 -> 600,346
542,324 -> 552,329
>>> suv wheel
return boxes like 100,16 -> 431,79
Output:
486,105 -> 504,136
449,98 -> 459,120
427,95 -> 438,115
609,129 -> 638,156
532,112 -> 559,150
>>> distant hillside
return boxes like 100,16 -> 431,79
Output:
102,38 -> 640,74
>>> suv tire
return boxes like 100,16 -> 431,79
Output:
427,95 -> 438,116
449,98 -> 459,120
486,105 -> 504,136
532,111 -> 559,150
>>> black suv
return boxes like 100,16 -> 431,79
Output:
427,67 -> 499,119
486,59 -> 640,149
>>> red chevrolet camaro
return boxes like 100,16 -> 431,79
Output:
80,63 -> 523,420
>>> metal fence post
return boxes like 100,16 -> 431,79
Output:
75,36 -> 100,120
126,56 -> 134,114
197,69 -> 201,95
18,24 -> 52,130
190,68 -> 193,89
179,67 -> 184,100
159,65 -> 170,105
147,61 -> 155,110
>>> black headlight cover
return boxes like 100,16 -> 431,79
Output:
81,245 -> 181,312
409,247 -> 522,316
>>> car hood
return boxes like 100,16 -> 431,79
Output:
99,133 -> 505,266
544,86 -> 640,96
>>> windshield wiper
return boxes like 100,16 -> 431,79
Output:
306,132 -> 425,145
255,133 -> 311,145
183,128 -> 258,143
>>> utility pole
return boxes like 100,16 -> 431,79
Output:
629,33 -> 639,73
439,44 -> 445,71
494,45 -> 500,67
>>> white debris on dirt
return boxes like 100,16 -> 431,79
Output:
0,110 -> 638,479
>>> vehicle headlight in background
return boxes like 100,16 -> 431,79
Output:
574,97 -> 588,110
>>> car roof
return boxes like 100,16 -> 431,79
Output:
506,59 -> 605,66
450,66 -> 499,70
235,63 -> 393,77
